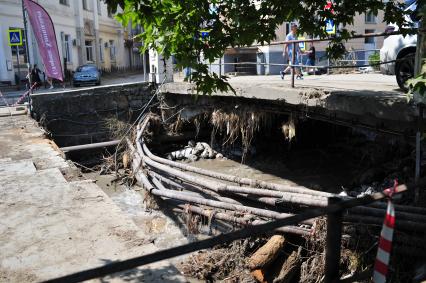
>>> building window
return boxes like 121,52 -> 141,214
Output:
82,0 -> 89,11
99,39 -> 104,62
64,34 -> 72,63
97,0 -> 101,15
85,40 -> 94,62
365,11 -> 376,24
59,0 -> 69,5
109,40 -> 116,61
364,29 -> 375,44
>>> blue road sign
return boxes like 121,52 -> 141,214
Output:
200,30 -> 210,39
8,29 -> 22,46
325,19 -> 336,35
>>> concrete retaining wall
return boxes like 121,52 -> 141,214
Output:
30,82 -> 153,147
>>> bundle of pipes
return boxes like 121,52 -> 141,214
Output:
128,116 -> 426,240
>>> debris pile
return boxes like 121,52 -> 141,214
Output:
126,114 -> 426,282
167,141 -> 220,161
180,239 -> 255,281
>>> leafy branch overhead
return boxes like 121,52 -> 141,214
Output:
105,0 -> 412,94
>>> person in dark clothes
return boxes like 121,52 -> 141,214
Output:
305,43 -> 316,67
31,64 -> 43,90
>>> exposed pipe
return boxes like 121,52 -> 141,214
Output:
60,140 -> 120,152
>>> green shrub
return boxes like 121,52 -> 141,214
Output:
368,52 -> 380,70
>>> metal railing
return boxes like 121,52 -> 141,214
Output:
200,30 -> 412,87
43,179 -> 409,283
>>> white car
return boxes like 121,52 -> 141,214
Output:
380,1 -> 418,90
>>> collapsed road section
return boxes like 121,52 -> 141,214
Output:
28,79 -> 426,282
122,113 -> 426,282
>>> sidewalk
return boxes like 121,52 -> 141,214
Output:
0,113 -> 187,282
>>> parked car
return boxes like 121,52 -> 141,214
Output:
72,64 -> 101,87
380,1 -> 418,91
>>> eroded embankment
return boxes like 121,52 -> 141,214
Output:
58,91 -> 426,282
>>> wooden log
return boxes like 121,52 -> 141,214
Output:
132,152 -> 308,226
140,132 -> 332,198
164,198 -> 312,236
138,141 -> 328,207
272,247 -> 302,283
150,171 -> 245,205
137,119 -> 426,215
130,140 -> 315,232
134,165 -> 311,235
147,176 -> 315,225
251,269 -> 267,283
249,235 -> 286,270
135,140 -> 426,233
151,168 -> 305,208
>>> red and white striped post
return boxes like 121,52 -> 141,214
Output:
373,180 -> 397,283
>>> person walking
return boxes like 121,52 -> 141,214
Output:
30,64 -> 43,90
280,23 -> 304,80
46,77 -> 54,89
305,43 -> 316,67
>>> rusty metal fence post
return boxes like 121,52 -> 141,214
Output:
324,197 -> 343,283
291,42 -> 296,88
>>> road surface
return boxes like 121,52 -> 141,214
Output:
0,73 -> 146,106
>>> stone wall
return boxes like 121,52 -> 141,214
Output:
30,82 -> 153,147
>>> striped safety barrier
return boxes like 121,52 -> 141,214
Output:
373,180 -> 397,283
12,83 -> 37,107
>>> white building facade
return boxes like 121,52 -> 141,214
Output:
0,0 -> 143,85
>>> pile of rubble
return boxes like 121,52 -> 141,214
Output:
126,115 -> 426,282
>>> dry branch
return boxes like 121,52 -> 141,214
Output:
273,247 -> 302,283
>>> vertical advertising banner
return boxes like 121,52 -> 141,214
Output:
24,0 -> 63,81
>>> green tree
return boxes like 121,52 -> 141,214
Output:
409,3 -> 426,102
105,0 -> 413,94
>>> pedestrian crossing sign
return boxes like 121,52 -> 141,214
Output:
8,29 -> 22,46
200,30 -> 210,40
325,19 -> 336,35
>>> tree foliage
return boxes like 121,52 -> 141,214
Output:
105,0 -> 411,94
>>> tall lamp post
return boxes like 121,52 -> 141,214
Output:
22,0 -> 32,107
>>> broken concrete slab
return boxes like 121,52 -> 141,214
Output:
0,169 -> 186,282
0,159 -> 36,174
160,74 -> 417,136
0,106 -> 27,117
0,115 -> 69,170
0,115 -> 188,282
